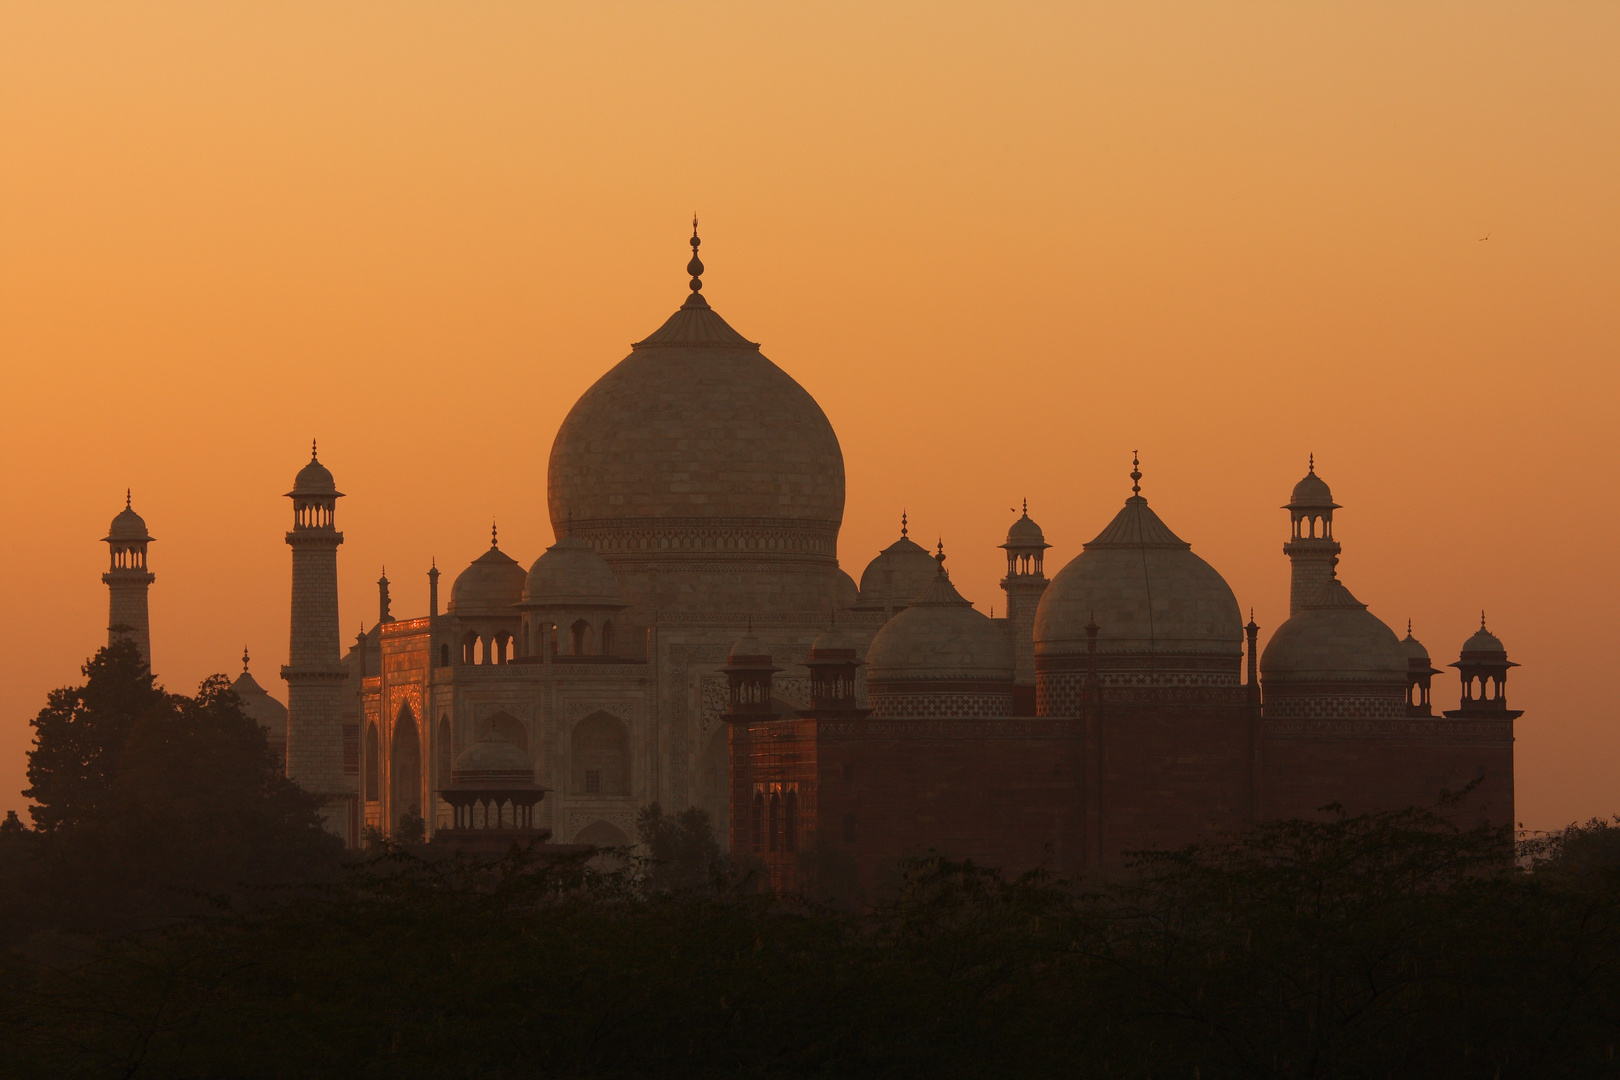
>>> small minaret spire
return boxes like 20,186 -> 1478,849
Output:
428,558 -> 440,618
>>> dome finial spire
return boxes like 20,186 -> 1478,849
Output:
491,519 -> 498,548
901,510 -> 908,538
242,645 -> 250,673
311,438 -> 318,462
1480,609 -> 1487,631
1308,452 -> 1315,474
125,488 -> 131,509
687,215 -> 704,295
935,539 -> 947,578
1131,451 -> 1142,496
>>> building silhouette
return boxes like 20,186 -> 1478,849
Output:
109,227 -> 1520,877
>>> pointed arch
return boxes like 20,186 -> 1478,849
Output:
390,704 -> 422,831
571,711 -> 630,796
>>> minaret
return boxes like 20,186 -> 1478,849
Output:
102,491 -> 155,667
1000,499 -> 1051,714
280,441 -> 352,841
1283,455 -> 1342,615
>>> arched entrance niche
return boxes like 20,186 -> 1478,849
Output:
391,704 -> 423,832
571,711 -> 630,796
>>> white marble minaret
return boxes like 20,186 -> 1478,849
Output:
280,442 -> 352,840
1283,456 -> 1342,616
102,490 -> 155,667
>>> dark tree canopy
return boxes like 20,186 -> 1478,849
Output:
5,642 -> 341,939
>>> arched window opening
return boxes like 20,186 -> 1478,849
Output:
600,621 -> 614,656
440,644 -> 451,668
570,712 -> 630,796
461,632 -> 478,665
785,789 -> 799,853
571,619 -> 591,656
364,722 -> 380,802
390,706 -> 422,834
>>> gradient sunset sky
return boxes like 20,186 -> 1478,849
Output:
2,3 -> 1616,832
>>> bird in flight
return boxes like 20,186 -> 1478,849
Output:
1479,233 -> 1490,241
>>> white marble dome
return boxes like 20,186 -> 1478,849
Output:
547,302 -> 844,540
450,540 -> 527,618
524,535 -> 623,608
1261,576 -> 1405,683
1035,493 -> 1241,660
855,530 -> 939,611
867,574 -> 1014,682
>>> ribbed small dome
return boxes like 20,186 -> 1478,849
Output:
728,632 -> 771,664
1004,509 -> 1047,547
1261,577 -> 1405,683
866,574 -> 1013,682
104,498 -> 152,543
810,624 -> 855,656
450,542 -> 527,617
452,731 -> 532,780
1035,494 -> 1241,659
855,532 -> 940,611
1288,460 -> 1338,509
289,445 -> 340,496
523,535 -> 623,607
1459,624 -> 1508,659
1401,630 -> 1432,663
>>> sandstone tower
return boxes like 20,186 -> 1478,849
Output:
1000,501 -> 1050,714
1283,456 -> 1341,615
280,442 -> 352,839
102,491 -> 155,667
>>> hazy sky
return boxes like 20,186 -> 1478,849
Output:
2,3 -> 1615,832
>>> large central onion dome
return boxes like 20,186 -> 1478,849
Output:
547,226 -> 848,615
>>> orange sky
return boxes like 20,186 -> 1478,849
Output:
2,3 -> 1615,833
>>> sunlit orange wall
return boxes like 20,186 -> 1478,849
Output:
2,3 -> 1615,834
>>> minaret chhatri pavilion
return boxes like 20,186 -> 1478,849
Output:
281,441 -> 353,840
102,490 -> 155,667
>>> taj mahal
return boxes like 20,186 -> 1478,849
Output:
98,226 -> 1521,886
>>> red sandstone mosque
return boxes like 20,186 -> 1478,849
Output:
101,227 -> 1520,887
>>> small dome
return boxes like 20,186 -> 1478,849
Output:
1401,630 -> 1432,664
1287,458 -> 1338,510
810,624 -> 855,656
104,495 -> 152,543
1035,493 -> 1241,659
855,528 -> 940,611
450,541 -> 527,617
452,730 -> 533,781
1261,577 -> 1405,683
1003,504 -> 1048,548
229,666 -> 287,740
289,443 -> 340,497
728,632 -> 771,664
866,573 -> 1013,682
1459,619 -> 1508,661
523,535 -> 624,607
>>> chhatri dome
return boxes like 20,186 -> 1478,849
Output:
104,490 -> 153,543
854,513 -> 940,612
449,524 -> 527,617
1034,457 -> 1242,659
547,222 -> 849,614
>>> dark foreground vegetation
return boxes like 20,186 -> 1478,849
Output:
2,643 -> 1619,1078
